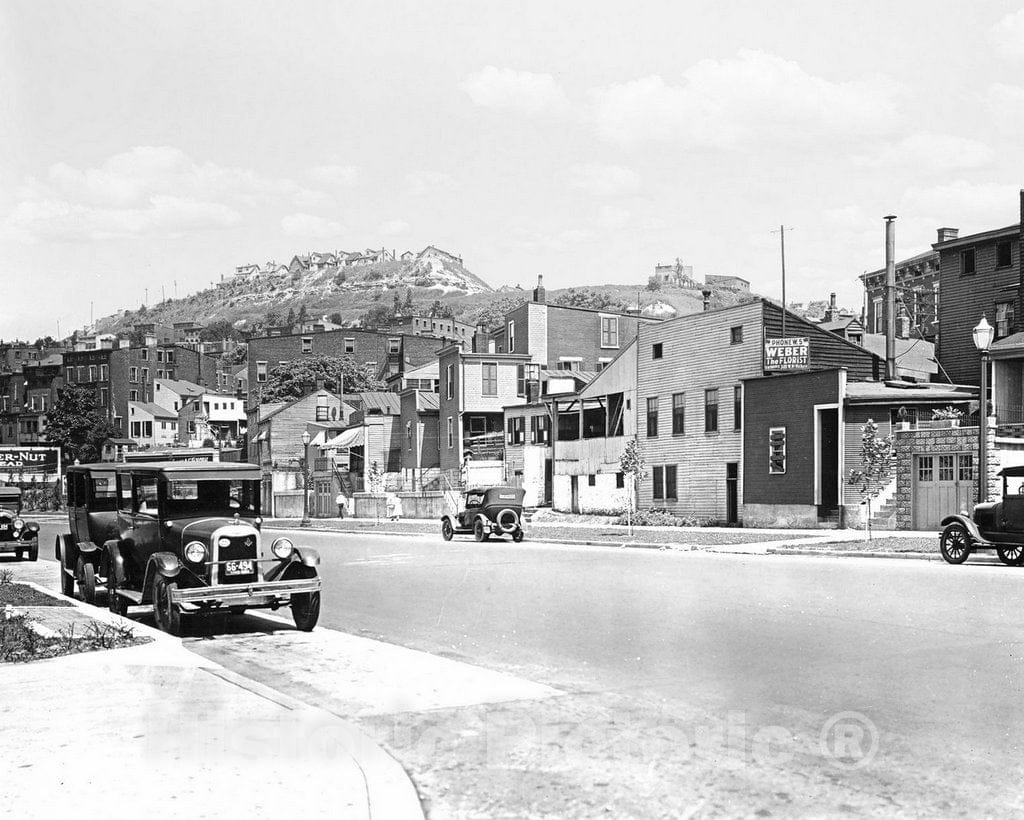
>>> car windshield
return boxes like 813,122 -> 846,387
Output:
1007,476 -> 1024,496
163,479 -> 260,518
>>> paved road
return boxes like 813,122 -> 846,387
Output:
33,519 -> 1024,815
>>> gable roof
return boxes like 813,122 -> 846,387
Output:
130,401 -> 177,419
357,391 -> 402,415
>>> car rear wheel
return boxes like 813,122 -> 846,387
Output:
441,519 -> 454,541
997,544 -> 1024,566
15,549 -> 23,561
152,576 -> 182,636
473,519 -> 489,542
76,556 -> 97,605
512,529 -> 524,543
940,523 -> 971,565
291,591 -> 320,631
58,537 -> 75,597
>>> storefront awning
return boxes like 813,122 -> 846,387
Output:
325,426 -> 364,449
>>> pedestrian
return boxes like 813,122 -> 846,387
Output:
335,491 -> 346,518
386,491 -> 403,521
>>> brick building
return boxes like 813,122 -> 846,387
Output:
860,235 -> 948,341
247,329 -> 444,409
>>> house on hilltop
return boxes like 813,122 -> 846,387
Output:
417,246 -> 463,266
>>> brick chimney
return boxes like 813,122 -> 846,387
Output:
702,289 -> 712,311
936,227 -> 959,243
533,275 -> 546,303
824,292 -> 837,322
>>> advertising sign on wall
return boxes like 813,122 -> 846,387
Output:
0,447 -> 62,483
764,337 -> 810,371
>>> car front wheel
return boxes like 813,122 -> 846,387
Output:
940,523 -> 971,565
291,591 -> 320,631
76,556 -> 97,605
997,544 -> 1024,566
27,540 -> 38,562
441,519 -> 454,541
152,576 -> 182,635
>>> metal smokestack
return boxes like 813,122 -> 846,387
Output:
884,215 -> 897,381
702,289 -> 712,311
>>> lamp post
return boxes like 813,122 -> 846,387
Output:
973,316 -> 994,503
300,429 -> 311,528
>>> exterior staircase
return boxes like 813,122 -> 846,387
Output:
867,477 -> 898,530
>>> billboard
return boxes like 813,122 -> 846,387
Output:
764,337 -> 809,371
0,447 -> 62,483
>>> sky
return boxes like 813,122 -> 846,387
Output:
3,0 -> 1024,340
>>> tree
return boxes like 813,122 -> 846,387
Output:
329,312 -> 344,325
553,287 -> 628,311
359,303 -> 395,329
199,319 -> 238,342
286,307 -> 296,327
297,304 -> 308,325
258,355 -> 386,404
849,419 -> 896,541
619,438 -> 649,536
468,295 -> 524,329
45,386 -> 118,464
646,276 -> 662,292
403,288 -> 414,312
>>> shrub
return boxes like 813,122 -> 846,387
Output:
615,507 -> 713,527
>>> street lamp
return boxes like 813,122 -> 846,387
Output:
300,429 -> 311,528
973,316 -> 994,503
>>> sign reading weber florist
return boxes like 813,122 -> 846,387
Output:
764,337 -> 810,370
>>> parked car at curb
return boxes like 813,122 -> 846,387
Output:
0,487 -> 39,561
103,461 -> 322,634
940,466 -> 1024,565
441,486 -> 526,542
57,463 -> 119,602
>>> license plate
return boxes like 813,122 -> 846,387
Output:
224,560 -> 254,576
0,525 -> 7,531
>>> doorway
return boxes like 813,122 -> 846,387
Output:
818,408 -> 840,511
725,462 -> 739,525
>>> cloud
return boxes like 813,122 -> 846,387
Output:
853,132 -> 993,172
280,212 -> 342,238
406,170 -> 458,195
309,164 -> 359,187
568,163 -> 640,196
1,146 -> 329,242
510,226 -> 595,252
991,10 -> 1024,59
899,180 -> 1020,232
587,49 -> 901,147
597,205 -> 631,229
379,219 -> 411,236
460,66 -> 570,115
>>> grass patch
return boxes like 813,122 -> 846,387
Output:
0,583 -> 73,607
0,612 -> 146,663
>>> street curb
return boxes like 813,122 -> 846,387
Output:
16,565 -> 425,820
766,547 -> 941,561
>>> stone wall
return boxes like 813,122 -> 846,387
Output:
893,419 -> 999,529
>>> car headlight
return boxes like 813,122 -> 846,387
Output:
271,537 -> 294,560
13,518 -> 23,529
184,541 -> 207,563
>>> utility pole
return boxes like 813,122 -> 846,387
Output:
771,226 -> 793,336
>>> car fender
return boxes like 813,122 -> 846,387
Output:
76,540 -> 101,556
103,540 -> 125,586
293,546 -> 320,567
266,551 -> 319,583
139,553 -> 182,605
440,513 -> 456,527
940,514 -> 983,543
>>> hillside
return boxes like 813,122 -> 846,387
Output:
98,253 -> 759,335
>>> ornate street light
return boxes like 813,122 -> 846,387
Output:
973,317 -> 994,503
300,429 -> 311,528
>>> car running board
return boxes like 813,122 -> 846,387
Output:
114,589 -> 144,604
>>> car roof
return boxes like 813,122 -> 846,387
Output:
466,486 -> 519,494
66,463 -> 119,476
114,462 -> 262,481
1000,466 -> 1024,477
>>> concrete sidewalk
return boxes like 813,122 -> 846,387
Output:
0,562 -> 423,820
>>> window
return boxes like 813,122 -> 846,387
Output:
99,388 -> 108,407
129,390 -> 139,401
607,392 -> 625,437
597,358 -> 612,371
653,466 -> 664,500
917,455 -> 933,482
406,421 -> 413,451
872,297 -> 882,334
600,315 -> 619,348
133,475 -> 158,514
938,454 -> 955,482
733,385 -> 742,431
65,367 -> 74,383
958,454 -> 975,482
588,474 -> 596,487
315,395 -> 329,422
506,416 -> 525,445
652,343 -> 663,359
961,248 -> 976,276
730,326 -> 743,345
646,396 -> 659,437
141,368 -> 149,383
156,350 -> 164,363
557,358 -> 581,371
997,300 -> 1015,338
445,364 -> 454,400
88,365 -> 96,382
705,388 -> 719,433
256,361 -> 268,383
616,472 -> 625,489
388,338 -> 400,354
998,240 -> 1012,268
166,350 -> 174,363
769,427 -> 787,474
507,320 -> 515,353
664,465 -> 677,500
141,348 -> 149,361
129,366 -> 138,382
447,416 -> 454,449
530,414 -> 550,444
481,363 -> 498,396
302,337 -> 313,354
670,393 -> 685,435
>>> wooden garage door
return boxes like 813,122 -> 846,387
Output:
913,453 -> 974,530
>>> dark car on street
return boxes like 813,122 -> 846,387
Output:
940,466 -> 1024,565
57,463 -> 119,602
0,487 -> 39,561
441,486 -> 526,542
103,461 -> 322,634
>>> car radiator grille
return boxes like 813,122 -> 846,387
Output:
215,535 -> 259,584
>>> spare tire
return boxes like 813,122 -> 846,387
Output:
497,508 -> 519,533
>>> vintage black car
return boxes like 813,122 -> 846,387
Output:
441,486 -> 526,542
0,487 -> 39,561
940,466 -> 1024,565
104,461 -> 321,634
56,463 -> 119,602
